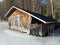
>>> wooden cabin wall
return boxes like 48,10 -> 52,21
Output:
8,10 -> 30,24
30,23 -> 42,36
42,23 -> 49,36
8,10 -> 31,33
30,17 -> 42,36
42,23 -> 54,36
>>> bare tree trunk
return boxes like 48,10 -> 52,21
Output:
50,0 -> 55,19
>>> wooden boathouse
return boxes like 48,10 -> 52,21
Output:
4,6 -> 55,37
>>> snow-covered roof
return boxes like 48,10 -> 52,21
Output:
4,6 -> 55,24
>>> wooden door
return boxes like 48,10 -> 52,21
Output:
10,15 -> 23,31
15,15 -> 23,30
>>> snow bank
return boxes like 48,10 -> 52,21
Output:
4,30 -> 34,38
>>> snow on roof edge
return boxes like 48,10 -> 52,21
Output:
4,6 -> 55,24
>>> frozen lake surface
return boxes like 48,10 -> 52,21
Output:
0,22 -> 60,45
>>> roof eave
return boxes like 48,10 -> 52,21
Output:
4,6 -> 15,17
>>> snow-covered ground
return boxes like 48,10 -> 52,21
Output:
0,22 -> 60,45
